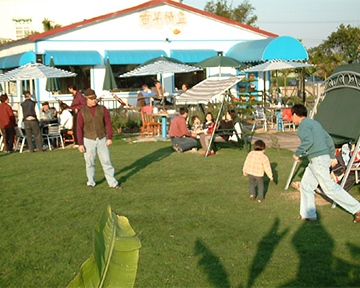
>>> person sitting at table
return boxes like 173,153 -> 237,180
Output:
40,102 -> 55,121
59,103 -> 73,135
199,112 -> 216,156
218,110 -> 242,142
137,84 -> 156,108
169,106 -> 198,153
151,80 -> 166,106
175,83 -> 189,94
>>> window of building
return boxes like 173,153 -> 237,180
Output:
13,18 -> 32,39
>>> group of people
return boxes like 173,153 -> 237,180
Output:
169,104 -> 360,224
169,107 -> 241,156
136,81 -> 189,108
0,86 -> 121,190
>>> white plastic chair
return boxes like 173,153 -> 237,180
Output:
15,127 -> 27,153
251,108 -> 271,132
43,124 -> 64,150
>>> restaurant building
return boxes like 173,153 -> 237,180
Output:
0,0 -> 308,107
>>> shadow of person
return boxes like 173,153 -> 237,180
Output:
246,217 -> 289,287
281,215 -> 335,287
194,239 -> 231,288
95,146 -> 173,186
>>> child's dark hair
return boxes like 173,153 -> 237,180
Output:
291,104 -> 307,117
253,139 -> 266,151
191,115 -> 199,123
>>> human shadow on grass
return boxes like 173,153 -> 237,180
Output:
112,146 -> 173,185
246,217 -> 289,287
280,215 -> 360,287
194,239 -> 231,288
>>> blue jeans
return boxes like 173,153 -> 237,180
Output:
83,137 -> 118,187
171,137 -> 197,152
300,155 -> 360,219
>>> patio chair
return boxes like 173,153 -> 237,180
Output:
251,108 -> 271,132
15,127 -> 27,153
43,123 -> 64,150
140,106 -> 161,137
63,130 -> 75,145
280,108 -> 295,132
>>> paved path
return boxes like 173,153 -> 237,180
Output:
247,131 -> 300,152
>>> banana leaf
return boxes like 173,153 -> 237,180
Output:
68,205 -> 141,288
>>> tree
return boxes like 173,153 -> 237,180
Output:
204,0 -> 258,27
42,18 -> 62,31
308,24 -> 360,78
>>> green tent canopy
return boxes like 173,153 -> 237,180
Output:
314,63 -> 360,144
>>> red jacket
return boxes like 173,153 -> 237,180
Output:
0,102 -> 16,129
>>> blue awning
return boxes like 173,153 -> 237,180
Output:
44,51 -> 102,65
0,51 -> 36,69
226,36 -> 308,63
170,49 -> 218,63
104,50 -> 167,65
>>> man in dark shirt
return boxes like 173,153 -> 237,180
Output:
18,91 -> 43,153
77,88 -> 121,189
169,106 -> 197,153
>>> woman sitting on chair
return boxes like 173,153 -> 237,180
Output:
199,112 -> 216,156
59,103 -> 73,135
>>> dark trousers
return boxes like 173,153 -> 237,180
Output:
1,127 -> 15,152
24,120 -> 43,153
171,137 -> 197,152
248,174 -> 264,200
73,113 -> 79,144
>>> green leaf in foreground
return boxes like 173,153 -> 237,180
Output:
68,205 -> 141,288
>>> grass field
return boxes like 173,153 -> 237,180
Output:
1,136 -> 360,287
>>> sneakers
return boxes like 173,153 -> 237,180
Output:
354,211 -> 360,224
249,195 -> 256,201
112,185 -> 123,190
258,199 -> 266,203
87,185 -> 94,188
172,144 -> 183,153
298,216 -> 317,221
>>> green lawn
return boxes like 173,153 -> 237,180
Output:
1,136 -> 360,287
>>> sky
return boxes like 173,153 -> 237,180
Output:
184,0 -> 360,49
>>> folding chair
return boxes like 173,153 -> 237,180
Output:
43,124 -> 64,150
15,127 -> 27,153
251,108 -> 271,132
280,108 -> 295,132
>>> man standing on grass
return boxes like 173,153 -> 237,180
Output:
169,106 -> 197,153
0,94 -> 16,153
18,91 -> 43,153
77,88 -> 122,190
292,104 -> 360,223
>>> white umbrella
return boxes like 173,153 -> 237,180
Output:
0,62 -> 77,82
242,59 -> 313,73
242,60 -> 313,105
120,56 -> 201,107
120,55 -> 200,77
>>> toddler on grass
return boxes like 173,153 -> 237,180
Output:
243,140 -> 273,202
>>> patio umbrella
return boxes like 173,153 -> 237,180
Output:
0,62 -> 77,82
196,55 -> 244,78
120,55 -> 201,108
45,57 -> 61,92
120,55 -> 201,77
103,57 -> 117,91
242,60 -> 313,105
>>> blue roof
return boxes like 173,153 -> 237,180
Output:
170,49 -> 218,63
44,51 -> 102,65
105,50 -> 167,65
226,36 -> 308,63
0,51 -> 36,69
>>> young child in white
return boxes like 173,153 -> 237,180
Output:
243,140 -> 273,202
